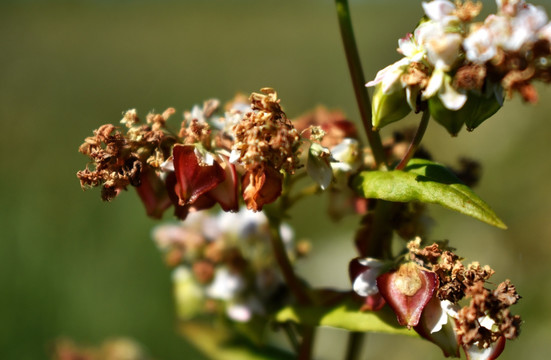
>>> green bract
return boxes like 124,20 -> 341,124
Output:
428,89 -> 502,136
372,83 -> 411,130
351,158 -> 506,229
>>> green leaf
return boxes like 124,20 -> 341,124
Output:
179,321 -> 295,360
351,158 -> 506,229
275,298 -> 416,337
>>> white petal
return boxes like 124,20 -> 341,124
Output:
352,270 -> 380,297
206,268 -> 245,300
366,58 -> 409,93
227,303 -> 252,322
422,0 -> 456,22
479,315 -> 495,330
352,259 -> 385,297
229,149 -> 241,164
464,27 -> 497,64
398,34 -> 418,57
331,138 -> 360,173
427,33 -> 462,70
194,147 -> 214,166
406,86 -> 419,110
160,158 -> 174,172
429,303 -> 449,334
439,77 -> 467,110
190,105 -> 205,122
464,336 -> 506,360
423,68 -> 445,99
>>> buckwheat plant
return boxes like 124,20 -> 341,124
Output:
76,0 -> 551,358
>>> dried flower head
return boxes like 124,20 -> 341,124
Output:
232,88 -> 301,174
407,239 -> 522,350
77,109 -> 177,201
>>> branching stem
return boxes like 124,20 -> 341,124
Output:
267,215 -> 310,305
394,110 -> 430,170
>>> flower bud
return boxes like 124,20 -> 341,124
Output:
306,142 -> 333,190
428,90 -> 502,136
372,83 -> 411,130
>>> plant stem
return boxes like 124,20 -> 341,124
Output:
298,326 -> 315,360
394,110 -> 430,170
281,322 -> 300,353
367,200 -> 396,259
335,0 -> 387,169
345,332 -> 365,360
267,215 -> 311,305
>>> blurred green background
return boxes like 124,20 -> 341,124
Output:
2,0 -> 551,359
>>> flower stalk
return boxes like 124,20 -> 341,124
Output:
345,332 -> 365,360
395,110 -> 430,170
266,212 -> 311,305
335,0 -> 387,169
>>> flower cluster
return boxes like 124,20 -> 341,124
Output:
77,108 -> 177,203
349,238 -> 521,359
77,89 -> 370,221
367,0 -> 551,134
152,209 -> 306,325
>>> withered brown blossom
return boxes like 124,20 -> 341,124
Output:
408,240 -> 521,348
232,88 -> 302,211
452,0 -> 482,22
232,88 -> 301,174
77,109 -> 177,201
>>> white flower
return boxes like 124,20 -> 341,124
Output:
206,267 -> 245,301
423,68 -> 467,110
466,3 -> 550,63
398,33 -> 425,61
504,3 -> 549,51
415,21 -> 462,71
189,105 -> 206,123
151,223 -> 187,249
422,0 -> 458,26
227,296 -> 265,322
366,58 -> 411,93
464,23 -> 499,64
497,0 -> 526,17
330,138 -> 361,173
352,258 -> 385,297
425,300 -> 460,334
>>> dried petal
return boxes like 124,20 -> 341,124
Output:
135,166 -> 172,219
173,144 -> 226,206
207,155 -> 239,212
242,166 -> 282,211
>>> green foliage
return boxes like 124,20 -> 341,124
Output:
179,322 -> 294,360
275,297 -> 417,336
351,158 -> 507,229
